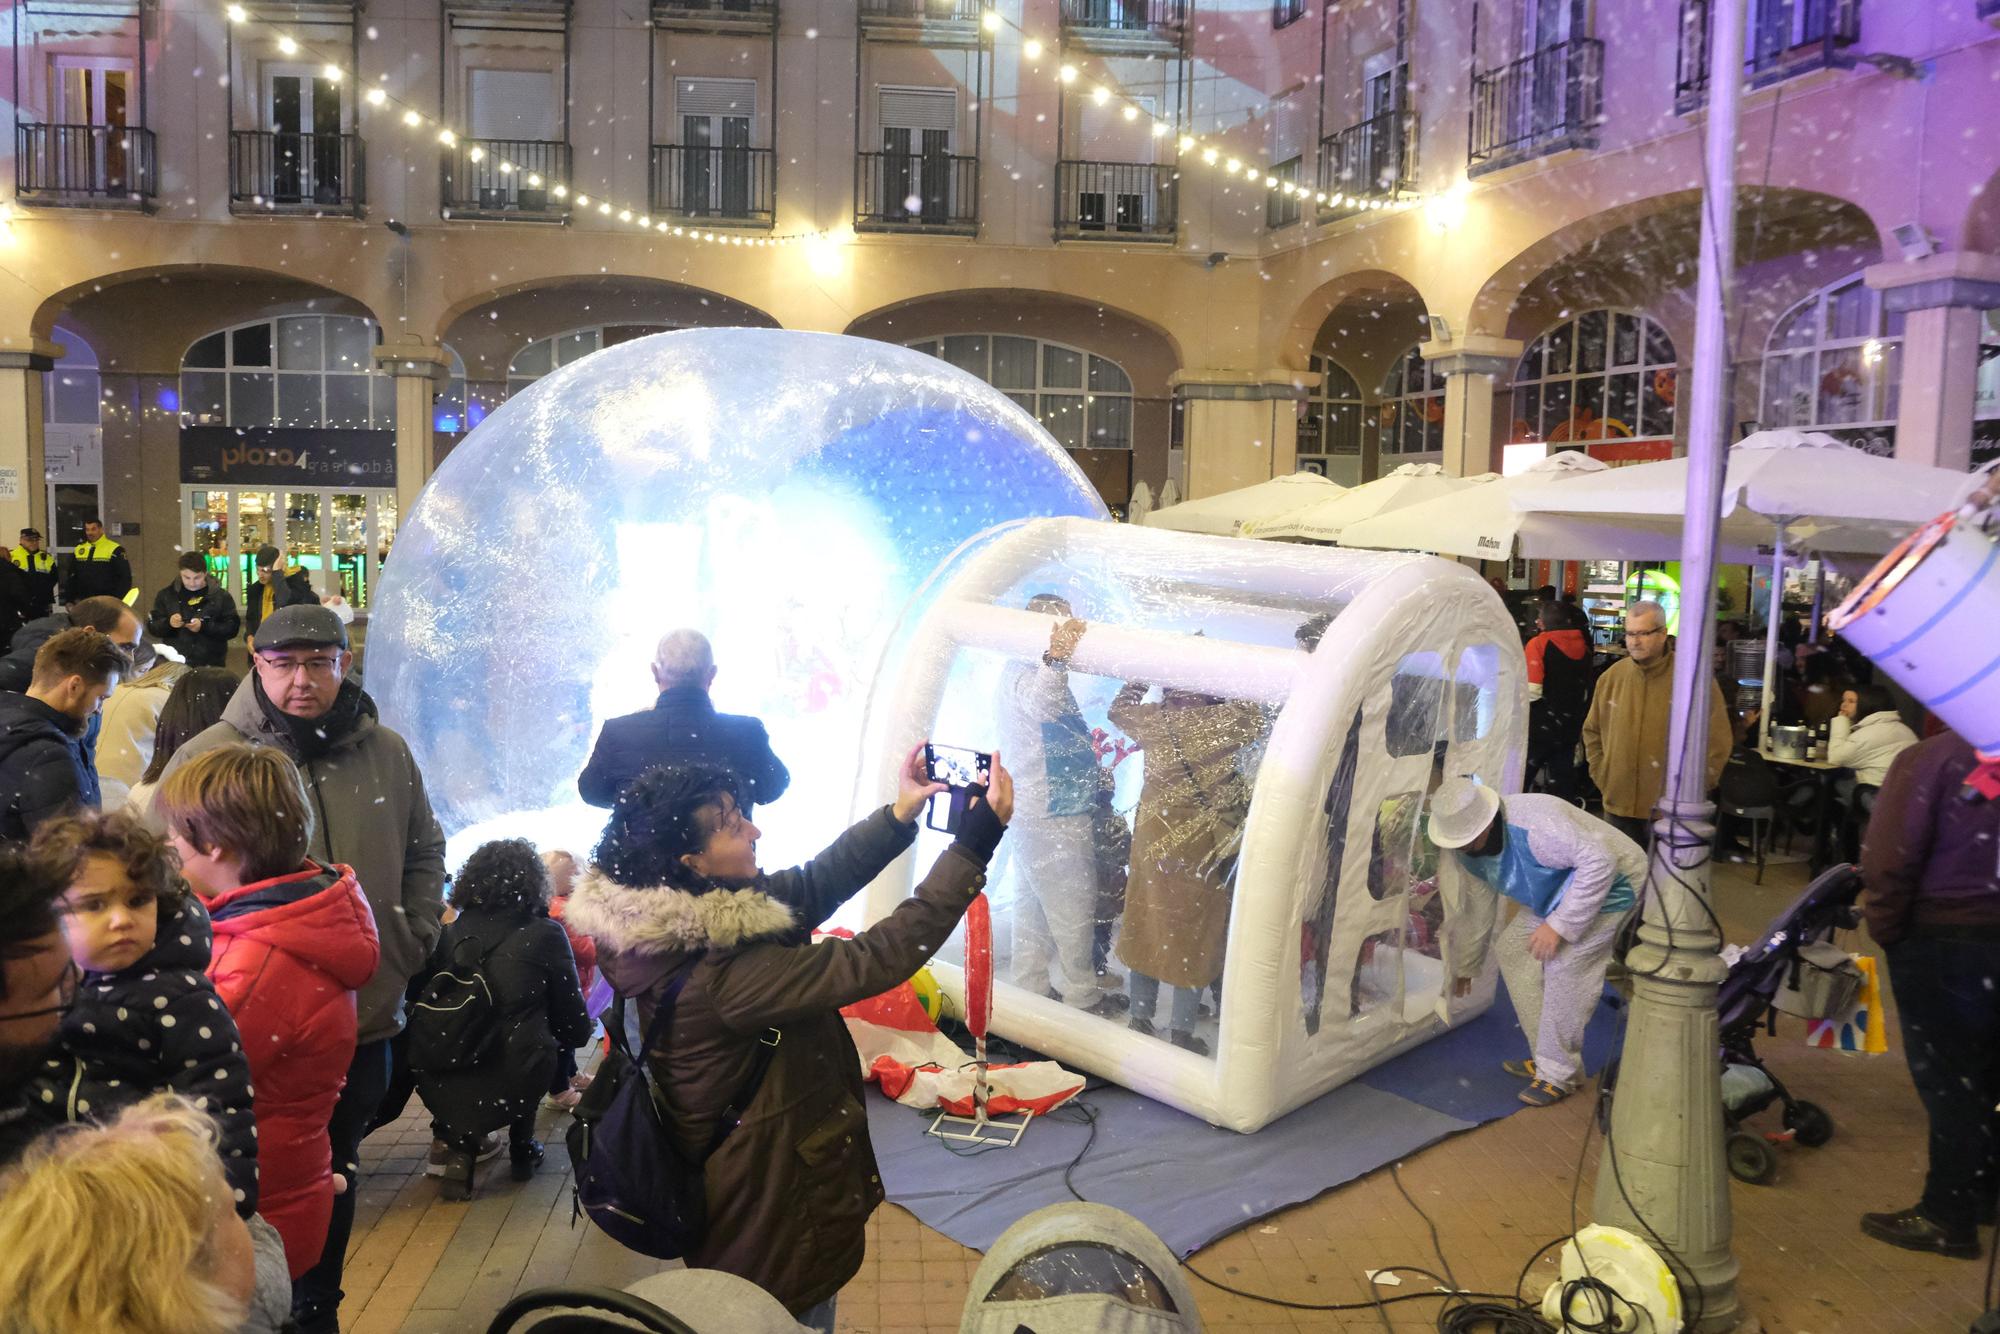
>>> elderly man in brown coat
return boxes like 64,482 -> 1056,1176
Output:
564,744 -> 1013,1331
1581,600 -> 1732,845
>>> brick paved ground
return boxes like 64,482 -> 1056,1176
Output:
338,858 -> 1993,1333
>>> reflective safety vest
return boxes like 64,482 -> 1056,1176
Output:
72,536 -> 122,564
9,547 -> 54,574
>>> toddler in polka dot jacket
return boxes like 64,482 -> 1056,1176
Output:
24,809 -> 260,1217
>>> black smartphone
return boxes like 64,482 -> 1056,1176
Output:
924,744 -> 992,790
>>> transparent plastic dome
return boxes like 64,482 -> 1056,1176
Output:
365,329 -> 1107,867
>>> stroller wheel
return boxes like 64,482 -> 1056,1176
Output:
1785,1099 -> 1834,1148
1727,1131 -> 1778,1185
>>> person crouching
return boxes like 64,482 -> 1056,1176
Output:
411,839 -> 591,1201
1428,778 -> 1640,1107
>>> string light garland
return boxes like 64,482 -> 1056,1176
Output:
219,1 -> 1445,251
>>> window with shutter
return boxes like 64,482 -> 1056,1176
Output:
878,86 -> 956,137
676,78 -> 755,121
468,68 -> 559,141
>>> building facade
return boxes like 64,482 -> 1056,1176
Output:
3,0 -> 1997,608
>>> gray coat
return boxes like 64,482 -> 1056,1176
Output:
162,676 -> 446,1042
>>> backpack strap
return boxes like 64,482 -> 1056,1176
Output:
613,956 -> 782,1159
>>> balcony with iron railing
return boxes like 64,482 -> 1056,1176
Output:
1316,110 -> 1416,220
855,150 -> 979,233
14,123 -> 156,209
1055,160 -> 1177,241
860,0 -> 983,33
649,145 -> 775,225
1059,0 -> 1186,49
1675,0 -> 1860,112
1467,38 -> 1604,177
440,138 -> 571,220
229,131 -> 366,215
650,0 -> 776,30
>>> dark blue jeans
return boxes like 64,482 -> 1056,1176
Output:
293,1037 -> 394,1327
1884,933 -> 2000,1233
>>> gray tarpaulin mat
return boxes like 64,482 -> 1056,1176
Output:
868,988 -> 1620,1257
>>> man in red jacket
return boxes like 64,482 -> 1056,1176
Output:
155,742 -> 380,1287
1858,727 -> 2000,1259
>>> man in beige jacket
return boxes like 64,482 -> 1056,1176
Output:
1582,601 -> 1733,846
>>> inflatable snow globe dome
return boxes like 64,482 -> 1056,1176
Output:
365,329 -> 1107,870
856,518 -> 1526,1132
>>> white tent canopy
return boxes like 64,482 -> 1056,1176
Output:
1509,430 -> 1973,556
1242,463 -> 1495,543
1142,470 -> 1344,537
1337,451 -> 1750,561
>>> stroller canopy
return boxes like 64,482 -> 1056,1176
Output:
960,1203 -> 1203,1333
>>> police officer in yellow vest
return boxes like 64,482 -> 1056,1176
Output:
10,528 -> 58,618
64,518 -> 133,606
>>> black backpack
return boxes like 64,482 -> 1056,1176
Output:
566,960 -> 778,1260
407,934 -> 507,1074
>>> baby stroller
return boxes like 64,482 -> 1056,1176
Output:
1715,863 -> 1867,1184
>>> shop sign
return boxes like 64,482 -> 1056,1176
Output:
180,427 -> 396,486
1585,439 -> 1675,466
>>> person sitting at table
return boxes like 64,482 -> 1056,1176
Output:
1828,684 -> 1918,861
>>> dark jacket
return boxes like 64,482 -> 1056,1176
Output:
31,896 -> 260,1215
0,691 -> 98,841
62,537 -> 131,605
412,908 -> 590,1141
1527,627 -> 1592,753
0,613 -> 70,694
243,567 -> 318,643
10,547 -> 58,620
562,808 -> 991,1314
1860,731 -> 2000,946
578,685 -> 790,811
207,862 -> 379,1278
149,579 -> 241,667
161,674 -> 447,1042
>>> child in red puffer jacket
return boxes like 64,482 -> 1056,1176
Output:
542,848 -> 597,1112
156,742 -> 380,1284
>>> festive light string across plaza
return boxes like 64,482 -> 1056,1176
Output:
217,1 -> 1437,251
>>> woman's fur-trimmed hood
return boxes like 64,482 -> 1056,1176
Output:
564,866 -> 798,956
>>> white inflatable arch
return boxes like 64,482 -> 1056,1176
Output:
857,518 -> 1525,1132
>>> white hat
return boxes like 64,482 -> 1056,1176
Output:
1428,777 -> 1500,850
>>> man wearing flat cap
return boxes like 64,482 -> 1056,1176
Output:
161,602 -> 445,1329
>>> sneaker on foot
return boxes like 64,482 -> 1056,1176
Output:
1860,1208 -> 1980,1258
510,1139 -> 545,1183
437,1149 -> 476,1202
1168,1030 -> 1211,1057
1502,1058 -> 1537,1080
1519,1079 -> 1571,1107
426,1132 -> 502,1176
1082,992 -> 1131,1018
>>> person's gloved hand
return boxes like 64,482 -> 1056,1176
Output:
953,753 -> 1014,864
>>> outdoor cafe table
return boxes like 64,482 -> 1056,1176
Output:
1757,744 -> 1846,874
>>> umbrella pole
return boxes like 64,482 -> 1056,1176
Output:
1761,526 -> 1785,753
1591,0 -> 1744,1325
1809,561 -> 1825,644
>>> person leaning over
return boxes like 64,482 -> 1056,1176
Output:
150,551 -> 241,668
563,744 -> 1013,1331
1430,777 -> 1641,1108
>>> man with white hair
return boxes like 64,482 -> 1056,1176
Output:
1581,599 -> 1731,846
578,628 -> 790,812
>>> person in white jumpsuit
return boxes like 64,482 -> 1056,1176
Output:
1429,778 -> 1640,1107
996,598 -> 1122,1015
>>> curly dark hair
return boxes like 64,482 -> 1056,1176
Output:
448,839 -> 550,918
592,764 -> 741,891
28,808 -> 187,913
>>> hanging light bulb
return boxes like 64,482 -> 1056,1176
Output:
277,35 -> 298,55
574,193 -> 590,206
598,201 -> 612,214
402,110 -> 421,128
437,128 -> 455,146
322,64 -> 342,82
618,208 -> 632,221
1091,86 -> 1110,106
1059,64 -> 1078,83
1122,105 -> 1138,122
468,144 -> 485,161
526,173 -> 541,186
552,183 -> 567,198
364,87 -> 386,107
225,4 -> 247,21
1151,121 -> 1170,137
980,9 -> 1000,32
1023,38 -> 1042,59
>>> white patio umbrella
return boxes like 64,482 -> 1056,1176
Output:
1337,451 -> 1755,561
1510,429 -> 1975,745
1126,480 -> 1154,525
1240,462 -> 1494,543
1142,469 -> 1344,537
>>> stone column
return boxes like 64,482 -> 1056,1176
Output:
373,345 -> 452,524
1865,251 -> 2000,472
1166,369 -> 1318,500
0,341 -> 61,538
1421,335 -> 1522,478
